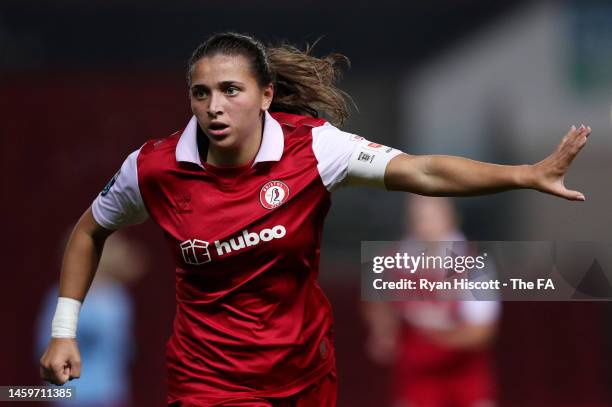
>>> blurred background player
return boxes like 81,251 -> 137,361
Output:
35,231 -> 148,407
364,195 -> 500,407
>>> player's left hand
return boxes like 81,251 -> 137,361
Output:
529,124 -> 591,201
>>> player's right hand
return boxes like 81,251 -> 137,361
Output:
365,333 -> 397,365
39,338 -> 81,386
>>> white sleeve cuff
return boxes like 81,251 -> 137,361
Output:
311,122 -> 403,191
346,139 -> 403,188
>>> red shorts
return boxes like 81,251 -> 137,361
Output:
392,364 -> 496,407
168,368 -> 338,407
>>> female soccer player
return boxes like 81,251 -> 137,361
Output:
39,32 -> 591,406
364,196 -> 500,407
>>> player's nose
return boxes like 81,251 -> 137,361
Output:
207,91 -> 223,116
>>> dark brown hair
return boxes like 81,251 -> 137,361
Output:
187,32 -> 354,126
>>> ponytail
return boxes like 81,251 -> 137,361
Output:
268,39 -> 354,126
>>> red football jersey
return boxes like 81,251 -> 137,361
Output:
92,110 -> 402,404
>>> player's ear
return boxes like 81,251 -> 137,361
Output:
261,83 -> 273,111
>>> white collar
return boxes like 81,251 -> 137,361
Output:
175,110 -> 284,168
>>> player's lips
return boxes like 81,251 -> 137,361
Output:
207,121 -> 230,137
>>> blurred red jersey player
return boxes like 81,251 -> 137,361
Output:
365,196 -> 500,407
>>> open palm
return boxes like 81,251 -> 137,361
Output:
532,124 -> 591,201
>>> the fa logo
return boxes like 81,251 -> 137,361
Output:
180,239 -> 211,265
259,180 -> 290,210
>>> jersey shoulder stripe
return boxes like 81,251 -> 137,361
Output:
138,131 -> 181,162
270,111 -> 328,130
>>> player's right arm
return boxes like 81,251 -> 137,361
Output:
39,207 -> 114,385
59,207 -> 115,302
39,147 -> 149,386
362,301 -> 400,365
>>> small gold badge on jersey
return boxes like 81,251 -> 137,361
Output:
260,180 -> 290,210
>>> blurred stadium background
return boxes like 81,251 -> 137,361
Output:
2,0 -> 612,406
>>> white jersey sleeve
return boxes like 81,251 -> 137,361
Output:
458,301 -> 501,325
91,148 -> 149,230
311,122 -> 403,191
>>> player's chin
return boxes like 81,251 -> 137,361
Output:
206,132 -> 237,149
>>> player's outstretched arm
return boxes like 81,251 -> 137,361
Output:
384,125 -> 591,201
39,207 -> 114,386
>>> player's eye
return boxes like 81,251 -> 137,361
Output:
225,86 -> 240,96
192,88 -> 208,99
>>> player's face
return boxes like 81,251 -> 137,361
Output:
408,197 -> 455,240
189,54 -> 273,152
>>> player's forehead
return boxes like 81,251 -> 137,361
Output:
190,53 -> 256,87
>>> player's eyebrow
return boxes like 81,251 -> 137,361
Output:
220,80 -> 245,87
191,81 -> 245,91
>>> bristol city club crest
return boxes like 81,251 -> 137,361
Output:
259,180 -> 290,210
